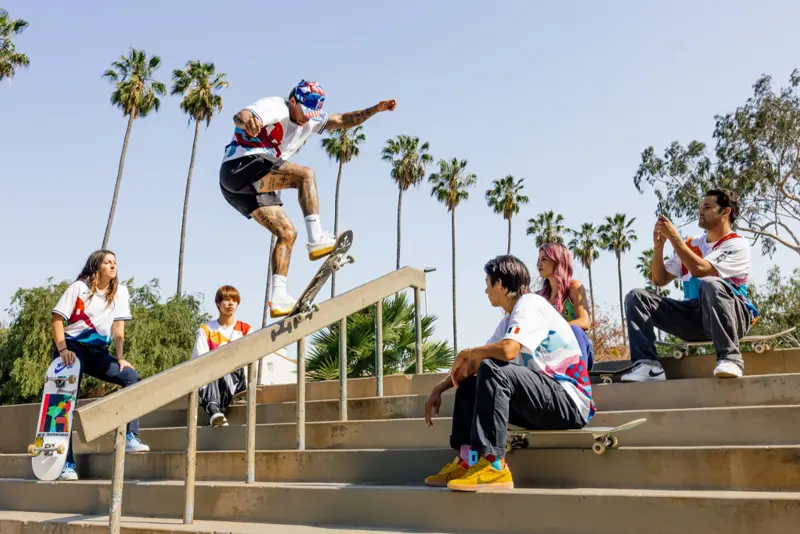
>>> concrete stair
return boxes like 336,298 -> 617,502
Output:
1,348 -> 800,533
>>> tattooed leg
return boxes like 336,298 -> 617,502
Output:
253,161 -> 319,217
250,206 -> 297,276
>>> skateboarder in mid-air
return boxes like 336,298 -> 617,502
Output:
423,255 -> 594,491
50,249 -> 149,481
219,80 -> 396,317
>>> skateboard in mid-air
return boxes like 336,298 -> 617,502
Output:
656,327 -> 799,359
29,356 -> 81,480
270,230 -> 354,340
506,418 -> 647,455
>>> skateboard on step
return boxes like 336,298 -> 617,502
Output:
589,360 -> 635,384
505,418 -> 647,455
656,327 -> 799,359
270,230 -> 354,341
29,356 -> 81,480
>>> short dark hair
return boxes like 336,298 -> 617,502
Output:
705,188 -> 740,225
484,255 -> 531,298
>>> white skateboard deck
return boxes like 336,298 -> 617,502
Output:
657,327 -> 799,358
506,418 -> 647,455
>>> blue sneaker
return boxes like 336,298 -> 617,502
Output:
125,432 -> 150,452
58,461 -> 78,481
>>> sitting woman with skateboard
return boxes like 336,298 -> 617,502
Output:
536,242 -> 595,371
50,249 -> 149,481
423,255 -> 594,491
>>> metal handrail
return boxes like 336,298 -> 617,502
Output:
73,267 -> 427,532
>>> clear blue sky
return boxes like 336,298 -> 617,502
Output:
1,0 -> 797,352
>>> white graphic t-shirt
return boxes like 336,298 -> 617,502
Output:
222,97 -> 329,164
52,281 -> 132,347
486,294 -> 595,423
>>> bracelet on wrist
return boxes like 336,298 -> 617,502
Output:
58,348 -> 67,354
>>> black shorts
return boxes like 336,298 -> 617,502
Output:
219,154 -> 284,218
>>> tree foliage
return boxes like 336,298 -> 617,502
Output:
527,210 -> 565,248
634,70 -> 800,256
306,293 -> 453,380
0,9 -> 29,82
0,278 -> 209,404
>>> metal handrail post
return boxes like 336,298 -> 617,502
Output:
375,300 -> 383,397
296,337 -> 306,450
245,361 -> 258,483
414,287 -> 423,374
108,425 -> 126,533
183,390 -> 198,524
339,317 -> 348,421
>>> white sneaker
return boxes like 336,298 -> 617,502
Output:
125,433 -> 150,452
306,231 -> 336,261
714,360 -> 743,378
269,293 -> 297,318
620,362 -> 666,382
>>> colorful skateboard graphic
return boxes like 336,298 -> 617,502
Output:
29,356 -> 81,481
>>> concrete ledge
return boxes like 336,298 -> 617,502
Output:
661,348 -> 800,379
0,480 -> 798,534
5,446 -> 800,492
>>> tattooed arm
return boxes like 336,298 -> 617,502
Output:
324,99 -> 397,131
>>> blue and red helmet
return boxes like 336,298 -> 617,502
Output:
292,80 -> 325,118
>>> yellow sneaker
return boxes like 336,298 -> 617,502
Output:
424,457 -> 469,487
447,456 -> 514,492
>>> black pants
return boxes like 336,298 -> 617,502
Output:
199,368 -> 246,419
626,278 -> 752,369
450,359 -> 585,458
52,340 -> 142,465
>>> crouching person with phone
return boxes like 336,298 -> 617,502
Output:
423,255 -> 595,491
50,250 -> 150,481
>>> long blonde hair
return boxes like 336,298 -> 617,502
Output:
76,250 -> 118,306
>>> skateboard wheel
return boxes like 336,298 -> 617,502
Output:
673,349 -> 684,359
332,263 -> 340,272
754,343 -> 766,354
56,444 -> 65,454
608,436 -> 619,449
346,255 -> 355,264
601,376 -> 612,384
27,444 -> 36,456
592,442 -> 607,455
311,304 -> 320,312
505,441 -> 512,453
68,375 -> 76,384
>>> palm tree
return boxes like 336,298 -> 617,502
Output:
599,213 -> 638,345
381,135 -> 433,270
306,293 -> 454,380
428,158 -> 477,353
171,60 -> 228,297
568,223 -> 601,334
101,48 -> 167,248
321,126 -> 366,296
485,176 -> 529,254
0,9 -> 29,83
526,210 -> 566,248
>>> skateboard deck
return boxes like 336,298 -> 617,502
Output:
589,360 -> 635,384
29,356 -> 81,480
271,230 -> 354,340
506,417 -> 647,455
656,327 -> 799,359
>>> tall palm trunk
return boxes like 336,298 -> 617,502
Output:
331,160 -> 344,297
506,217 -> 512,255
395,188 -> 403,270
102,113 -> 135,248
587,264 -> 596,343
176,120 -> 201,297
451,209 -> 458,354
616,252 -> 627,346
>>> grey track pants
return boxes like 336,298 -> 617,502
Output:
625,278 -> 752,370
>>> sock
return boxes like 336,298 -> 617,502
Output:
304,215 -> 322,243
485,454 -> 503,471
459,445 -> 471,464
271,275 -> 287,300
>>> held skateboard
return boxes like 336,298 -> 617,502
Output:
656,327 -> 800,359
270,230 -> 355,341
29,356 -> 81,480
506,418 -> 647,455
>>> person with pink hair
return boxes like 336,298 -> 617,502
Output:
536,243 -> 594,369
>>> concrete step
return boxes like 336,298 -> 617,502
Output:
0,479 -> 798,534
0,511 -> 440,534
4,445 -> 799,492
138,373 -> 800,429
69,405 -> 800,454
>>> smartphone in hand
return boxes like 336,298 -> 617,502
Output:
656,201 -> 663,218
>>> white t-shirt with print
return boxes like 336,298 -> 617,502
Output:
52,281 -> 132,347
222,96 -> 329,164
486,293 -> 595,423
